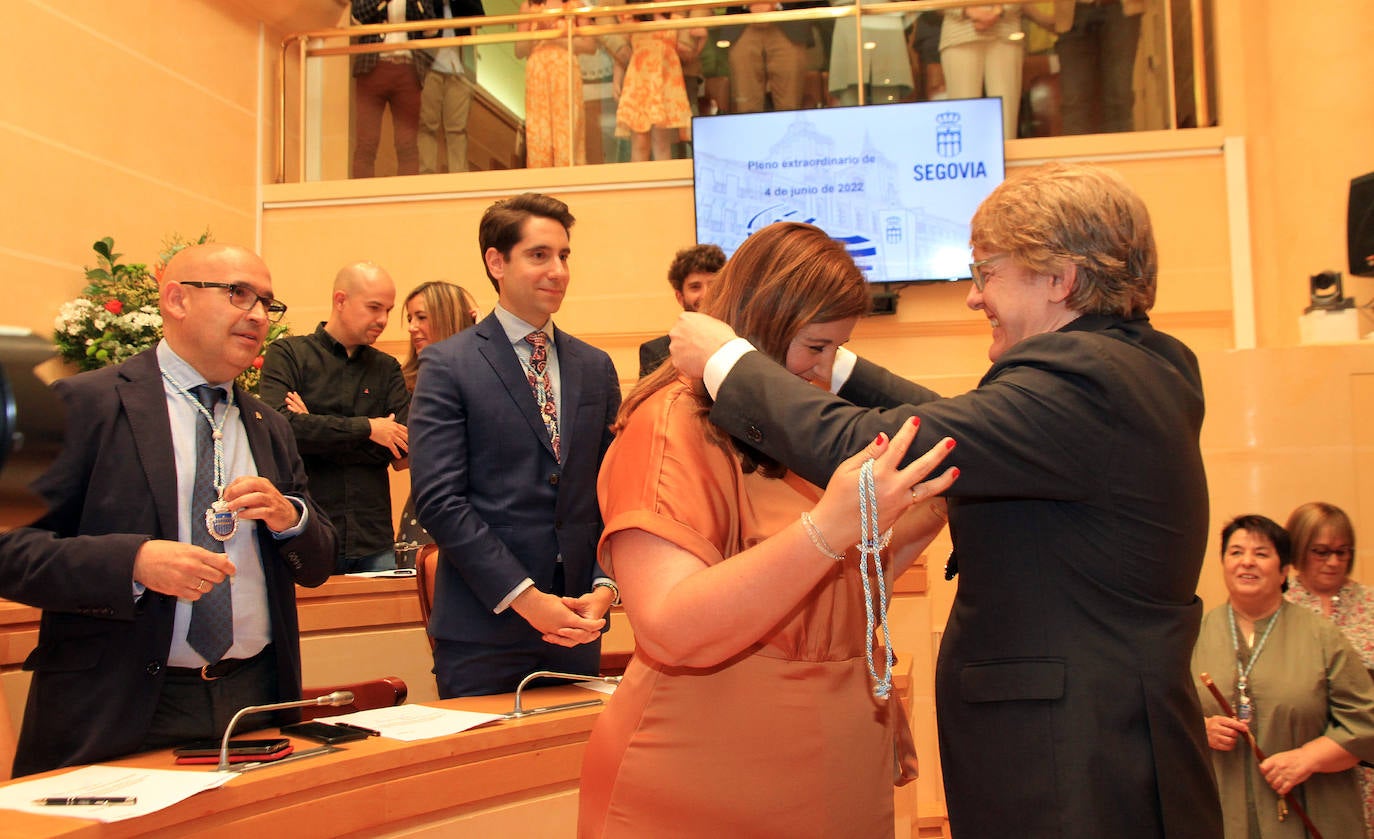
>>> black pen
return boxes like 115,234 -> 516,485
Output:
35,796 -> 137,806
334,722 -> 381,737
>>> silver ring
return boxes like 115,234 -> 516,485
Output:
197,579 -> 207,593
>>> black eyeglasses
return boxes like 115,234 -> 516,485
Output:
1310,546 -> 1354,562
181,282 -> 288,323
968,253 -> 1009,292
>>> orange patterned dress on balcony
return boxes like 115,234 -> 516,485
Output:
615,30 -> 692,136
522,10 -> 585,168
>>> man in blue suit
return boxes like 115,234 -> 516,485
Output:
409,193 -> 621,697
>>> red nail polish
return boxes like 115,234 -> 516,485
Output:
951,468 -> 960,479
874,432 -> 887,446
911,417 -> 920,428
946,439 -> 956,451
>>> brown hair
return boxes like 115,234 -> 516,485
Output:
1286,501 -> 1357,575
478,193 -> 576,291
667,243 -> 726,292
970,162 -> 1157,318
616,222 -> 870,476
401,281 -> 478,390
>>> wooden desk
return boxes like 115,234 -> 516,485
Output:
0,685 -> 603,839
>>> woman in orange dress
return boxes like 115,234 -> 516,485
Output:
578,222 -> 958,837
612,3 -> 694,162
516,0 -> 594,167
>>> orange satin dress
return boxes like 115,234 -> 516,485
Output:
579,380 -> 917,838
524,29 -> 585,167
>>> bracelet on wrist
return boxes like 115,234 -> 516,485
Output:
593,580 -> 621,606
800,511 -> 846,561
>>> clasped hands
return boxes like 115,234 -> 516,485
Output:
513,585 -> 616,648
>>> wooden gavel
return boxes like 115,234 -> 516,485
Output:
1199,672 -> 1322,839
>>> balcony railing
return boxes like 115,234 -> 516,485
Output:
276,0 -> 1214,183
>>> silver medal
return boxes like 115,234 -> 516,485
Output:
205,499 -> 238,542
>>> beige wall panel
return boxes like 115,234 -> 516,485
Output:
1196,343 -> 1374,610
14,1 -> 260,113
3,141 -> 256,335
6,0 -> 263,339
260,184 -> 700,352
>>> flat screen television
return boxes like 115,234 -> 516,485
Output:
691,97 -> 1006,284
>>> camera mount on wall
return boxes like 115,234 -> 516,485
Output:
1306,270 -> 1354,313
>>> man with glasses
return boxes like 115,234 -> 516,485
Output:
0,244 -> 337,777
670,164 -> 1223,837
259,262 -> 411,574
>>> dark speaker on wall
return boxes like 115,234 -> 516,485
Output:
1349,171 -> 1374,277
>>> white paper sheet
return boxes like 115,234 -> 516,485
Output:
0,764 -> 231,823
315,704 -> 505,741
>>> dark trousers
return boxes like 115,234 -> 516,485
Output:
434,636 -> 600,699
1057,3 -> 1143,135
353,59 -> 423,178
140,648 -> 278,751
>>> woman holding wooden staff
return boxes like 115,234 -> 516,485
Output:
1193,514 -> 1374,838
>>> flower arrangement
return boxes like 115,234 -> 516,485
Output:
52,233 -> 288,392
53,237 -> 163,371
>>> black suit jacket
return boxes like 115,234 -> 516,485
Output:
637,334 -> 670,379
0,349 -> 335,777
709,315 -> 1222,838
410,314 -> 619,654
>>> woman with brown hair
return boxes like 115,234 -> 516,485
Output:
396,280 -> 478,555
578,222 -> 958,836
1285,501 -> 1374,834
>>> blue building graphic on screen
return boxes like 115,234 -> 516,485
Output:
691,98 -> 1005,283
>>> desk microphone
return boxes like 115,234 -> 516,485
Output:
507,671 -> 618,719
217,690 -> 355,771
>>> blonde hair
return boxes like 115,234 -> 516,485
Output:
971,162 -> 1157,318
402,281 -> 477,390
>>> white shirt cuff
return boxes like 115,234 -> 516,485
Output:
703,338 -> 757,399
270,496 -> 310,539
830,346 -> 857,393
495,578 -> 534,614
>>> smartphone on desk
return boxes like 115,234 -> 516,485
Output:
173,738 -> 293,764
279,720 -> 371,745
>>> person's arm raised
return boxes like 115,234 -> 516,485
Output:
611,418 -> 956,668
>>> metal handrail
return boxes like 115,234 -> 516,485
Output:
274,0 -> 1212,182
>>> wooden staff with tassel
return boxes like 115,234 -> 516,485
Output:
1200,672 -> 1323,839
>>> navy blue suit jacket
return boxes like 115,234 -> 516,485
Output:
410,314 -> 619,648
0,349 -> 336,777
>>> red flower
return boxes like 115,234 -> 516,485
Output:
103,299 -> 124,315
252,356 -> 264,370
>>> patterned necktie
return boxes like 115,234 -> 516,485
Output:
187,384 -> 234,662
523,331 -> 561,461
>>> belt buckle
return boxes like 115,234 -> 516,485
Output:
199,663 -> 221,681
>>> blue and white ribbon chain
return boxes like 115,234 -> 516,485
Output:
858,457 -> 895,699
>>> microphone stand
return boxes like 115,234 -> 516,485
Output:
505,671 -> 619,719
217,690 -> 356,771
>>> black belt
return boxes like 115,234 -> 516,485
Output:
166,646 -> 271,682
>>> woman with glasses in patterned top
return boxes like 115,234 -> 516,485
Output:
1285,500 -> 1374,836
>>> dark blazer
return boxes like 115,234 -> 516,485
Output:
709,314 -> 1223,838
410,314 -> 619,649
0,349 -> 335,778
637,334 -> 670,379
